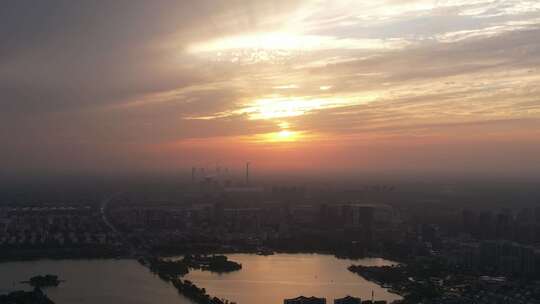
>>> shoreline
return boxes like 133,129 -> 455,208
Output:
0,251 -> 401,265
0,253 -> 402,304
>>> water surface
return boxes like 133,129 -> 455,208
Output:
0,254 -> 400,304
0,259 -> 193,304
184,254 -> 401,304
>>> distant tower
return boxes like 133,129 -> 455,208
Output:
246,162 -> 250,186
191,167 -> 196,184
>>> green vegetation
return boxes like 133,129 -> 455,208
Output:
144,257 -> 189,281
21,275 -> 61,288
349,257 -> 449,303
140,256 -> 238,304
171,279 -> 236,304
0,288 -> 55,304
184,255 -> 242,273
141,254 -> 242,280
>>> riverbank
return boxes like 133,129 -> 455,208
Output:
0,254 -> 401,304
348,257 -> 455,303
0,259 -> 195,304
140,256 -> 239,304
183,253 -> 402,304
21,274 -> 63,288
0,288 -> 55,304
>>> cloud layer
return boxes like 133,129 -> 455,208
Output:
1,0 -> 539,178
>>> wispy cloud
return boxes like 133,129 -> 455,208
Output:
1,0 -> 539,176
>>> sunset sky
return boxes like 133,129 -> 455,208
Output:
1,0 -> 540,179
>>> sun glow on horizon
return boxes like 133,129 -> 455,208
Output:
238,96 -> 351,120
246,120 -> 307,143
235,94 -> 379,120
257,129 -> 303,143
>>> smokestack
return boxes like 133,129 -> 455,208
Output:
246,162 -> 250,186
191,167 -> 196,184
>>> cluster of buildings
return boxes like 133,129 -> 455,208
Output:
421,207 -> 540,277
415,274 -> 540,304
284,295 -> 387,304
462,207 -> 540,244
445,239 -> 540,276
109,192 -> 399,234
105,196 -> 402,255
0,205 -> 122,258
391,206 -> 540,279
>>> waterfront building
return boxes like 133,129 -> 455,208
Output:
334,295 -> 361,304
284,296 -> 326,304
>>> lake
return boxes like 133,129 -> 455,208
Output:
0,254 -> 400,304
185,254 -> 401,303
0,259 -> 193,304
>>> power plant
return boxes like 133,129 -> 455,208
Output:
190,162 -> 262,196
246,162 -> 250,186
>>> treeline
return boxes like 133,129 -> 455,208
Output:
142,257 -> 189,280
0,246 -> 124,262
183,255 -> 242,273
141,255 -> 242,278
23,275 -> 61,288
0,288 -> 54,304
140,255 -> 240,304
172,279 -> 236,304
349,258 -> 450,303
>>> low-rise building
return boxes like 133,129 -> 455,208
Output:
284,296 -> 326,304
334,295 -> 361,304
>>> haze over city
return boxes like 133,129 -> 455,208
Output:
3,2 -> 540,304
1,0 -> 539,181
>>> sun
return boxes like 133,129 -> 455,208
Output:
247,128 -> 303,144
266,129 -> 301,142
277,130 -> 294,139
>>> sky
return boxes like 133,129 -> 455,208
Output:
1,0 -> 540,180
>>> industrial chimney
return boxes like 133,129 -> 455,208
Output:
246,162 -> 250,186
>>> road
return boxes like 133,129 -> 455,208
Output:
100,194 -> 119,234
100,193 -> 140,257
